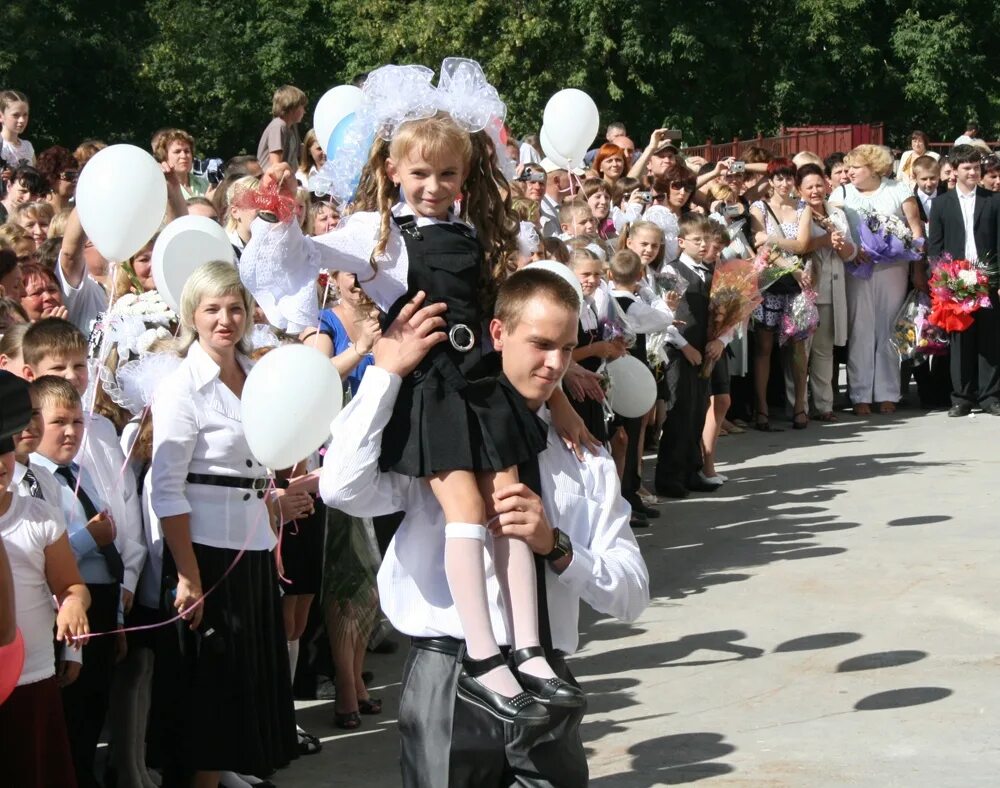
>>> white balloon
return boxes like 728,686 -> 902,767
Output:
542,89 -> 599,168
151,215 -> 235,312
607,355 -> 657,418
539,126 -> 572,170
313,85 -> 363,154
525,259 -> 584,311
241,344 -> 343,470
75,144 -> 167,263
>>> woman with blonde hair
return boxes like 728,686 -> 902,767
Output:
11,201 -> 54,246
834,144 -> 925,414
225,175 -> 261,260
150,260 -> 297,786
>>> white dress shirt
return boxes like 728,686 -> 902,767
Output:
75,413 -> 146,592
319,366 -> 650,654
13,461 -> 65,518
610,288 -> 675,334
917,190 -> 935,225
150,341 -> 275,552
957,187 -> 979,262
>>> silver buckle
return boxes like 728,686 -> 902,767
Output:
251,477 -> 270,491
448,323 -> 475,352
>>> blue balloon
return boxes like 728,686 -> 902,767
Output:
327,112 -> 358,159
325,112 -> 375,203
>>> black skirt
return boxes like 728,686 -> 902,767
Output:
380,352 -> 549,477
155,543 -> 297,776
280,501 -> 326,596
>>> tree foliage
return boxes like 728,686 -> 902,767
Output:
2,0 -> 998,156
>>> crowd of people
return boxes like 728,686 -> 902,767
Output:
0,66 -> 998,788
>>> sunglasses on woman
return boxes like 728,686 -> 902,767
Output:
669,182 -> 695,193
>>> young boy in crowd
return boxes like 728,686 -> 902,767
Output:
30,375 -> 120,788
608,248 -> 675,523
655,215 -> 720,499
257,84 -> 308,173
824,153 -> 850,192
911,155 -> 941,226
558,200 -> 598,239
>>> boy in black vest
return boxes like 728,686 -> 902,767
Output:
655,215 -> 721,498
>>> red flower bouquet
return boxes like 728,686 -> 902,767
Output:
700,258 -> 762,378
927,256 -> 994,333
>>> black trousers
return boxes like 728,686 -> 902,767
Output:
655,358 -> 710,492
398,639 -> 588,788
62,582 -> 119,788
613,416 -> 643,505
950,302 -> 1000,407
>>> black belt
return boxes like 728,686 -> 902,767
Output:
186,472 -> 287,491
410,636 -> 565,660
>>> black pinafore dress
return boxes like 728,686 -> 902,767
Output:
379,216 -> 548,476
570,304 -> 609,443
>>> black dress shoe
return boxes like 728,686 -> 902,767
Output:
512,647 -> 586,709
984,402 -> 1000,416
629,512 -> 650,529
948,403 -> 973,417
457,653 -> 550,727
657,482 -> 690,499
627,497 -> 661,519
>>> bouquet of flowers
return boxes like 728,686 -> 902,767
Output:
915,307 -> 949,356
890,290 -> 925,361
753,243 -> 803,292
927,255 -> 994,332
849,209 -> 924,279
700,258 -> 762,377
780,288 -> 819,346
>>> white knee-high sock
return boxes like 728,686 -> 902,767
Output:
287,638 -> 300,685
445,522 -> 522,697
492,534 -> 556,680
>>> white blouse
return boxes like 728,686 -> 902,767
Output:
319,366 -> 650,654
240,205 -> 473,332
150,341 -> 275,552
0,494 -> 65,686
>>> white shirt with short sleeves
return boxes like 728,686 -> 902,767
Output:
0,494 -> 66,685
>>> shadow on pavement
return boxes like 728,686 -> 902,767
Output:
774,632 -> 863,652
837,650 -> 927,672
853,686 -> 953,711
574,630 -> 764,678
589,732 -> 736,785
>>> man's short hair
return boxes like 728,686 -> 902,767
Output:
494,268 -> 580,330
951,144 -> 984,167
609,249 -> 642,285
22,318 -> 88,368
911,155 -> 940,175
225,155 -> 261,178
678,214 -> 714,239
706,222 -> 731,245
983,155 -> 1000,176
606,121 -> 626,139
32,375 -> 82,411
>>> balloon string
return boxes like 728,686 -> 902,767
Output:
65,475 -> 274,643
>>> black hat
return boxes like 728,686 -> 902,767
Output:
0,371 -> 32,451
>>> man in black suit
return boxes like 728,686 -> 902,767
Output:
927,145 -> 1000,416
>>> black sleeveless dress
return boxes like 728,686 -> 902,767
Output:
379,216 -> 548,476
570,304 -> 608,442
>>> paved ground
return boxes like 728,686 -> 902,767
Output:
280,404 -> 1000,787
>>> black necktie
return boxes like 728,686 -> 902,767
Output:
55,465 -> 125,584
23,467 -> 43,499
517,454 -> 553,652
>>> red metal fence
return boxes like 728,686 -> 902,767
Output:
681,124 -> 884,161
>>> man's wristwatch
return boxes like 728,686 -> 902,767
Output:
544,528 -> 572,566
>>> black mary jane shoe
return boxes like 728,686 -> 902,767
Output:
512,647 -> 586,709
457,652 -> 550,727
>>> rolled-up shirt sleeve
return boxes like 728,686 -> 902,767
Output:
555,460 -> 649,624
319,366 -> 412,517
150,380 -> 198,519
